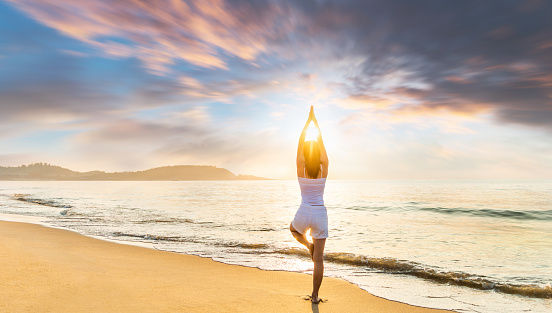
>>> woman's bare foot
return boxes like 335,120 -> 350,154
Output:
311,295 -> 322,304
308,243 -> 314,261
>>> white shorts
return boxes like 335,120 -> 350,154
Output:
291,204 -> 328,239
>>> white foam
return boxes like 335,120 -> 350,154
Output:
0,212 -> 49,224
0,212 -> 155,250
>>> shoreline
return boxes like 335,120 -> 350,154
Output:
0,213 -> 156,250
0,216 -> 452,312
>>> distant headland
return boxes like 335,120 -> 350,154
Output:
0,163 -> 268,181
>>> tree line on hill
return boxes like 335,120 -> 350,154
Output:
0,163 -> 267,181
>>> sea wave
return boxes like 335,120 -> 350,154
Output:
344,204 -> 552,221
111,231 -> 270,249
16,192 -> 551,223
418,206 -> 552,221
131,217 -> 204,224
273,248 -> 552,299
11,194 -> 73,209
107,229 -> 552,299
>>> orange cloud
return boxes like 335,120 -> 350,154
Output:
338,94 -> 398,110
445,76 -> 472,84
394,88 -> 493,118
7,0 -> 290,75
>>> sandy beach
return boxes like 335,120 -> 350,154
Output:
0,220 -> 452,313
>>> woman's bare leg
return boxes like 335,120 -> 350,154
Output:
311,238 -> 326,303
289,223 -> 314,259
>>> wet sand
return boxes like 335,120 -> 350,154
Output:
0,220 -> 452,312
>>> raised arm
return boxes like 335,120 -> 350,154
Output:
312,115 -> 329,168
296,106 -> 314,172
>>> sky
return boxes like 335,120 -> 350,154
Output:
1,0 -> 552,179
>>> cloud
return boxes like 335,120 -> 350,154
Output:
6,0 -> 552,131
0,53 -> 121,121
5,0 -> 296,75
0,48 -> 202,124
64,106 -> 292,176
178,75 -> 283,102
315,0 -> 552,130
64,106 -> 211,170
0,153 -> 37,167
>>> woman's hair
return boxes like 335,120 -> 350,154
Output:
303,140 -> 321,178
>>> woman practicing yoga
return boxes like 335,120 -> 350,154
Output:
289,105 -> 329,304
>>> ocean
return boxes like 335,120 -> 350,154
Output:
0,180 -> 550,313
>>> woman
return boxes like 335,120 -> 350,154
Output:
289,105 -> 329,304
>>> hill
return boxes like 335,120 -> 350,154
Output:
0,163 -> 268,181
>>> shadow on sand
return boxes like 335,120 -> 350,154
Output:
311,302 -> 320,313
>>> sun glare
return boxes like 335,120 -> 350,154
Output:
305,121 -> 319,141
306,229 -> 312,242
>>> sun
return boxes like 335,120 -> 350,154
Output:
305,121 -> 319,141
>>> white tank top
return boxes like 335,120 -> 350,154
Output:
298,177 -> 326,206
